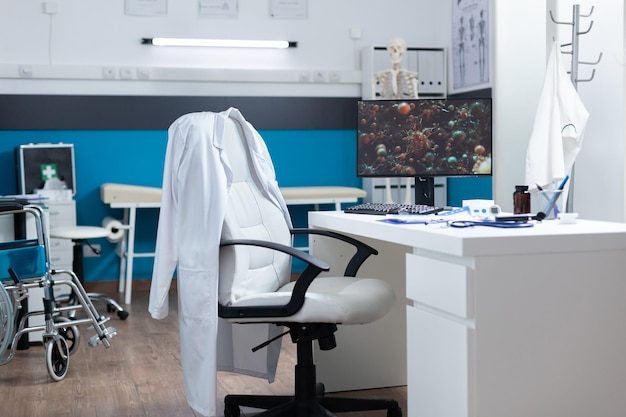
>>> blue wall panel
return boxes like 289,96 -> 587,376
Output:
0,129 -> 491,282
0,128 -> 363,281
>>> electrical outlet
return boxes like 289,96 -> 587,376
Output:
102,67 -> 117,79
329,71 -> 341,83
43,2 -> 58,15
18,65 -> 33,77
299,71 -> 311,82
349,27 -> 362,39
137,67 -> 150,80
120,67 -> 135,80
83,244 -> 101,258
313,71 -> 326,83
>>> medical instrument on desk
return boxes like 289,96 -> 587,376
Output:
496,212 -> 546,222
378,217 -> 448,225
488,205 -> 502,216
437,206 -> 471,216
448,220 -> 535,229
379,217 -> 534,228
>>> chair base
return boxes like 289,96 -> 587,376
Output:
55,292 -> 129,320
225,393 -> 402,417
87,292 -> 129,320
223,323 -> 402,417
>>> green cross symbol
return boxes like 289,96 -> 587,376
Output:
41,164 -> 58,181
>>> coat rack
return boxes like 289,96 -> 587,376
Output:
549,4 -> 602,89
548,4 -> 601,212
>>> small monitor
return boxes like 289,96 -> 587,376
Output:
356,98 -> 492,204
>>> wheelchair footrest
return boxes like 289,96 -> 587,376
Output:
87,326 -> 117,347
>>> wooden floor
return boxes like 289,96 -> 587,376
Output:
0,280 -> 406,417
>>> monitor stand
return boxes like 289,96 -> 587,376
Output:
415,176 -> 435,206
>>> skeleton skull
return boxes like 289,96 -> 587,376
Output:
387,37 -> 407,66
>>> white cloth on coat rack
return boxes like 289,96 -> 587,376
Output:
149,108 -> 291,417
525,41 -> 589,206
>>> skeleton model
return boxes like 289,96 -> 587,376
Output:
372,37 -> 420,204
373,37 -> 419,99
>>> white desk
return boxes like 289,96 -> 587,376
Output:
308,211 -> 626,417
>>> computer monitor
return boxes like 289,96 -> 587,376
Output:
357,98 -> 492,205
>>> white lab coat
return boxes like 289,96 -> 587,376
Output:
525,40 -> 589,203
149,108 -> 291,417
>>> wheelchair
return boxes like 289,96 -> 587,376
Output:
0,200 -> 117,381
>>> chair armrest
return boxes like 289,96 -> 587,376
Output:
291,228 -> 378,277
218,238 -> 330,319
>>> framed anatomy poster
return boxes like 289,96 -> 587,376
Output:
451,0 -> 490,92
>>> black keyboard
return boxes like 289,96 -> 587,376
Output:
344,202 -> 444,215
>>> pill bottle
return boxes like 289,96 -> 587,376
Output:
513,185 -> 531,214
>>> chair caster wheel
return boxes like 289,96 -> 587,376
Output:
117,310 -> 129,320
224,405 -> 240,417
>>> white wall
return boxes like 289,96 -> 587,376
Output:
1,0 -> 625,222
554,0 -> 625,222
491,1 -> 548,213
488,0 -> 624,222
0,0 -> 441,97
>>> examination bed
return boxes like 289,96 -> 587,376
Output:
100,183 -> 366,304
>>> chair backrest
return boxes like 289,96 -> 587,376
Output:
218,117 -> 292,306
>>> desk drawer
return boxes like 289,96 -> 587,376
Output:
406,253 -> 473,318
407,306 -> 470,417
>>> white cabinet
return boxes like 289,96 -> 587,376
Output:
46,200 -> 75,272
27,200 -> 76,342
406,252 -> 472,417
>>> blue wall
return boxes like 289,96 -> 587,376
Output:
0,128 -> 364,280
0,128 -> 491,282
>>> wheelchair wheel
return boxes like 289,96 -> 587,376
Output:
54,316 -> 80,355
0,283 -> 13,359
45,337 -> 70,381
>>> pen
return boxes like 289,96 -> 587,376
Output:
556,175 -> 570,191
540,175 -> 569,217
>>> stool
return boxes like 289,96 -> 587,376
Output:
49,225 -> 129,320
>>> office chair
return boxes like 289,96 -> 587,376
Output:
216,115 -> 402,417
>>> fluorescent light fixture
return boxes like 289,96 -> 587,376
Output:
142,38 -> 297,49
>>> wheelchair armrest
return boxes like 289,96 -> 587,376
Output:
218,238 -> 330,319
0,200 -> 28,212
291,228 -> 378,277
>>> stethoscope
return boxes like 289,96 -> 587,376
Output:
381,218 -> 536,228
447,220 -> 535,228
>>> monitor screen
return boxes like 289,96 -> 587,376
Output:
357,98 -> 492,178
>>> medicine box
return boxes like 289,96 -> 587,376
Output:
15,143 -> 75,196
